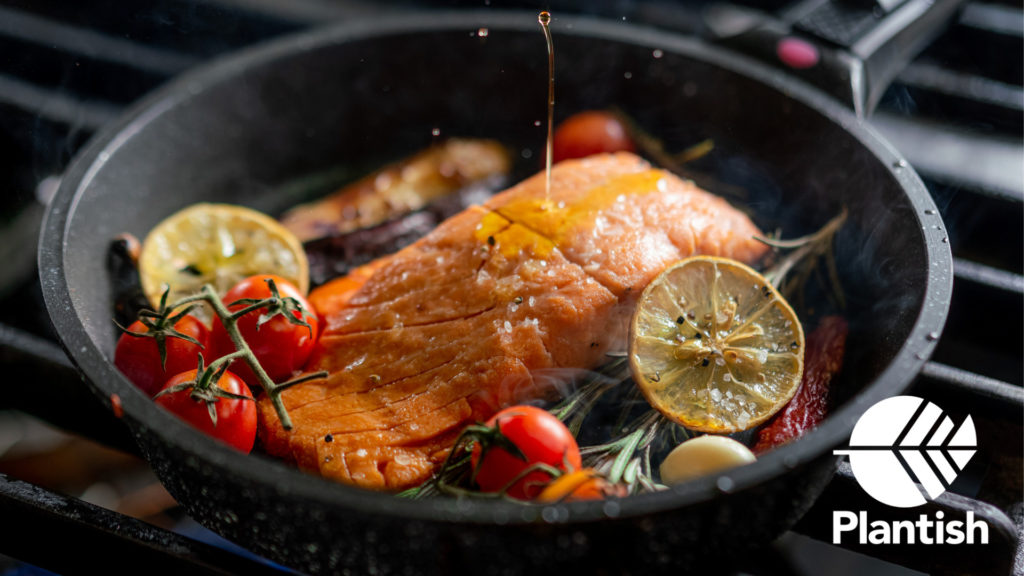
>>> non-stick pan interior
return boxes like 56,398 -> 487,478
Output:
42,11 -> 951,573
60,13 -> 936,416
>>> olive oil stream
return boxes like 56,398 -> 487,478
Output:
539,10 -> 554,206
473,13 -> 667,255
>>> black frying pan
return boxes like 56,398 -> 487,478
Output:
39,11 -> 953,575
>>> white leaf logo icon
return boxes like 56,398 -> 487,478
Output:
834,395 -> 976,508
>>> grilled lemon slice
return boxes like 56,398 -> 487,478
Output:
139,204 -> 309,314
629,256 -> 804,433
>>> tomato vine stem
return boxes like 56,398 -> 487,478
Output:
139,282 -> 326,431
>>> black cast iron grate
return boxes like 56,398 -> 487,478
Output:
0,1 -> 1019,575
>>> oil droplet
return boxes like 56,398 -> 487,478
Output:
538,11 -> 555,204
652,49 -> 664,59
602,500 -> 621,517
110,393 -> 123,418
494,509 -> 509,525
541,506 -> 560,523
941,237 -> 949,244
926,332 -> 940,341
534,120 -> 542,127
925,209 -> 937,215
623,71 -> 633,79
716,476 -> 735,493
431,127 -> 441,137
893,159 -> 908,169
477,27 -> 489,38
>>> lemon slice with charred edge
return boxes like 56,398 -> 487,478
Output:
139,204 -> 309,314
629,256 -> 804,434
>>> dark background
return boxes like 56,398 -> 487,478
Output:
0,1 -> 1019,575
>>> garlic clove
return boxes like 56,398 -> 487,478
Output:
659,435 -> 756,485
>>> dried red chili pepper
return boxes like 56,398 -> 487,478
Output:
754,315 -> 848,453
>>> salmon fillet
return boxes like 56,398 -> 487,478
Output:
258,152 -> 768,490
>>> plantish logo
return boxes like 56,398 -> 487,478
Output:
834,395 -> 976,508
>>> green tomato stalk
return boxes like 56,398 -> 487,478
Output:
140,279 -> 327,430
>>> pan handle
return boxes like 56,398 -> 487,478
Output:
703,0 -> 967,117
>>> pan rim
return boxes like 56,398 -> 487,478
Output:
39,10 -> 952,526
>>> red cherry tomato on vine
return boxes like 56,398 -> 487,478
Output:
114,315 -> 209,397
155,369 -> 257,452
470,405 -> 582,500
552,110 -> 635,163
211,274 -> 319,386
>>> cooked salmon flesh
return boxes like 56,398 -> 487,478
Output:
258,152 -> 768,490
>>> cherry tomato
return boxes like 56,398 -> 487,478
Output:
470,405 -> 581,500
536,468 -> 628,503
552,110 -> 635,163
114,315 -> 209,397
211,274 -> 319,386
155,369 -> 257,452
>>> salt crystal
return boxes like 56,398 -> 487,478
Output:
710,389 -> 722,402
504,320 -> 513,333
723,373 -> 732,382
737,411 -> 751,427
757,350 -> 768,364
715,358 -> 725,366
528,296 -> 536,306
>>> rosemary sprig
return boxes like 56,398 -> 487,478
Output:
581,410 -> 672,494
397,421 -> 566,502
612,108 -> 749,202
548,359 -> 629,437
759,208 -> 848,309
